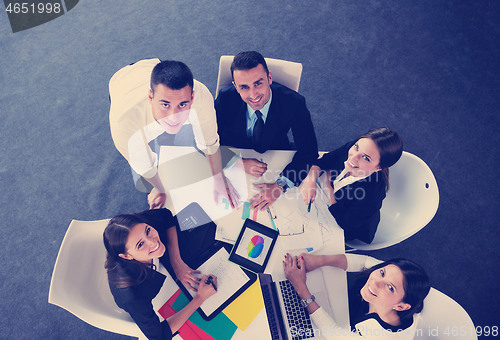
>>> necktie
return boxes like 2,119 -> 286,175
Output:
252,110 -> 264,151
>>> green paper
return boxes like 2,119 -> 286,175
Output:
172,291 -> 238,340
242,201 -> 251,219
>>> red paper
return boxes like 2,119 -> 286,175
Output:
158,289 -> 215,340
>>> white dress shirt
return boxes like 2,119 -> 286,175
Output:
109,58 -> 219,179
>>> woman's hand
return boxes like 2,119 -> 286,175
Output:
166,274 -> 217,333
172,259 -> 201,291
196,275 -> 218,302
283,254 -> 308,293
300,173 -> 318,205
300,253 -> 325,272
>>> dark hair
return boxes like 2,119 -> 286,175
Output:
150,60 -> 194,95
360,127 -> 403,191
356,258 -> 430,325
103,214 -> 154,289
230,51 -> 269,80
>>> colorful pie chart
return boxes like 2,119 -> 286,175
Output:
247,235 -> 264,258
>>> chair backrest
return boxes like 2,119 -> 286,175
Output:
48,219 -> 145,338
415,288 -> 477,340
215,55 -> 303,97
346,151 -> 439,250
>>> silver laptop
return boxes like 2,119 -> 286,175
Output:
259,268 -> 335,340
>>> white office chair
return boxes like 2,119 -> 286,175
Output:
215,55 -> 303,97
416,288 -> 477,339
346,151 -> 439,250
48,219 -> 147,339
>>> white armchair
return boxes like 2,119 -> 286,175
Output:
48,219 -> 147,339
416,288 -> 477,339
346,151 -> 439,250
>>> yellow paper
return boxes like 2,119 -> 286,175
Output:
222,278 -> 264,330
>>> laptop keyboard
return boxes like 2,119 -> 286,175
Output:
279,280 -> 314,340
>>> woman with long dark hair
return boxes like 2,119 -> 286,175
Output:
300,127 -> 403,243
284,253 -> 430,339
103,208 -> 217,340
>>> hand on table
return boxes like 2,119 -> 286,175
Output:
213,172 -> 241,208
283,253 -> 307,292
172,259 -> 201,291
299,174 -> 317,205
196,275 -> 218,302
299,253 -> 324,272
148,187 -> 167,209
242,158 -> 267,177
249,182 -> 283,210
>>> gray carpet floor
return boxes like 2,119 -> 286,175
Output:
0,1 -> 499,339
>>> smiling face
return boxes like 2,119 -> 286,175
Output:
345,138 -> 381,177
119,223 -> 166,264
149,83 -> 193,134
360,264 -> 410,312
232,64 -> 272,111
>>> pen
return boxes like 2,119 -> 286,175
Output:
307,200 -> 312,212
267,207 -> 277,231
205,276 -> 217,291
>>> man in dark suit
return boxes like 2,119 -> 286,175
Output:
215,51 -> 318,210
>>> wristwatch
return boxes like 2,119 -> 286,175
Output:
275,178 -> 289,193
300,295 -> 316,308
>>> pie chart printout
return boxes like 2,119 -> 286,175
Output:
247,235 -> 264,258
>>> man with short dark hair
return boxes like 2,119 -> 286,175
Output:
215,51 -> 319,210
110,58 -> 238,209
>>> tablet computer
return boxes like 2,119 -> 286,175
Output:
228,218 -> 279,273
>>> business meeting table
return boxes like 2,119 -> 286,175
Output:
157,145 -> 349,339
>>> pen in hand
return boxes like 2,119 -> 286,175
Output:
205,275 -> 217,291
307,200 -> 312,212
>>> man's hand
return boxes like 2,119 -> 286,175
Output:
148,187 -> 166,209
213,172 -> 241,208
249,182 -> 283,210
171,258 -> 201,291
242,158 -> 267,177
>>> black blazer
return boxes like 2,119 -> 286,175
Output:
215,82 -> 318,185
108,209 -> 176,340
108,208 -> 220,340
313,142 -> 387,243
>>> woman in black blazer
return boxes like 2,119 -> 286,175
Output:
300,127 -> 403,243
103,208 -> 217,340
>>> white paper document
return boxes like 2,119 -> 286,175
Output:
186,248 -> 250,316
269,187 -> 325,250
159,146 -> 249,220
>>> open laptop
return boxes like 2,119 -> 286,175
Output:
259,267 -> 336,340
